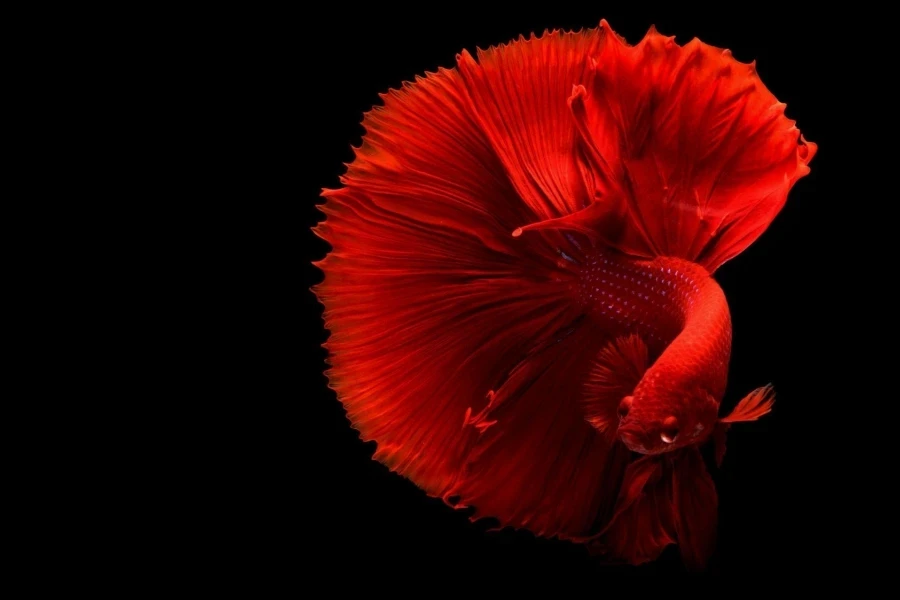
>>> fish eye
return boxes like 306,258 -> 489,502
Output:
660,416 -> 679,444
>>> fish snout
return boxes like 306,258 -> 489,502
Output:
617,419 -> 650,454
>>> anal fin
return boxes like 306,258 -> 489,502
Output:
589,447 -> 719,570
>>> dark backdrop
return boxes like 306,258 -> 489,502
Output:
300,8 -> 846,577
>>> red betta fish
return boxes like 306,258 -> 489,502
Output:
313,20 -> 816,570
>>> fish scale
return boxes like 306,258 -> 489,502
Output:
575,250 -> 707,338
574,248 -> 732,451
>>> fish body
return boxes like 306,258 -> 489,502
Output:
313,20 -> 815,569
574,250 -> 728,456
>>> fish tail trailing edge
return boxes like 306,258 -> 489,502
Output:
313,58 -> 627,539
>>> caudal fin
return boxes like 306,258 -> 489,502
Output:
314,49 -> 627,540
510,22 -> 817,273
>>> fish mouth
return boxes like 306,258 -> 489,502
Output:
617,420 -> 651,454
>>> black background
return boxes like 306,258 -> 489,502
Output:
300,8 -> 850,577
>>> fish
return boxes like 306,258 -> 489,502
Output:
312,20 -> 816,570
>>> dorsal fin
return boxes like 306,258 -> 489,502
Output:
581,334 -> 650,439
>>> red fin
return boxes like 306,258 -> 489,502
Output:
593,448 -> 719,570
315,64 -> 584,497
449,324 -> 631,541
581,334 -> 649,439
511,191 -> 655,261
672,447 -> 719,571
720,384 -> 775,423
512,201 -> 644,257
562,23 -> 816,270
592,455 -> 676,565
456,29 -> 607,226
714,385 -> 774,466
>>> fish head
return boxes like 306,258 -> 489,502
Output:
615,384 -> 719,455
